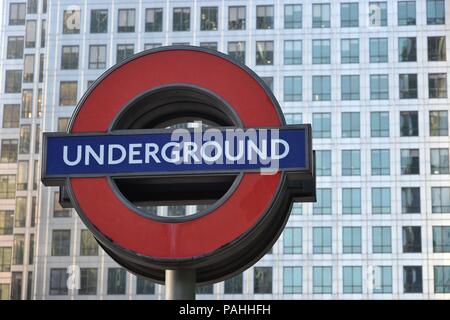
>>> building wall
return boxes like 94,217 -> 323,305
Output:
0,0 -> 449,300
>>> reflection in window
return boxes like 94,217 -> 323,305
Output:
255,41 -> 273,65
200,7 -> 218,31
229,6 -> 245,30
63,8 -> 81,34
90,9 -> 108,33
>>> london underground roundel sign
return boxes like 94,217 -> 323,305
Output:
42,46 -> 315,284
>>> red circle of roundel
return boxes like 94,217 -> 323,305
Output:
69,48 -> 283,259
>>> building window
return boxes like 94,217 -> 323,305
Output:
2,104 -> 20,129
107,268 -> 126,295
90,9 -> 108,33
341,3 -> 359,27
399,74 -> 418,99
284,40 -> 302,65
285,113 -> 302,125
199,42 -> 217,51
23,55 -> 34,83
15,197 -> 27,228
428,37 -> 446,61
401,149 -> 420,175
283,227 -> 302,254
403,226 -> 422,253
431,148 -> 449,174
228,6 -> 245,30
433,226 -> 450,253
61,45 -> 79,70
19,124 -> 30,154
0,247 -> 12,272
144,43 -> 162,50
313,188 -> 332,215
7,36 -> 24,59
0,284 -> 10,300
80,229 -> 99,256
256,5 -> 274,30
12,235 -> 24,265
27,0 -> 37,14
430,111 -> 448,136
316,150 -> 331,176
372,226 -> 391,253
63,9 -> 80,34
53,192 -> 71,217
261,77 -> 273,92
49,269 -> 68,295
404,266 -> 422,293
313,266 -> 332,294
370,112 -> 389,137
284,76 -> 302,102
372,187 -> 391,214
312,39 -> 330,64
173,7 -> 190,31
429,73 -> 447,99
399,37 -> 417,62
224,273 -> 243,294
341,76 -> 360,101
284,267 -> 302,294
116,44 -> 134,64
284,4 -> 302,29
343,266 -> 362,294
312,4 -> 330,28
312,76 -> 331,101
1,139 -> 18,163
290,202 -> 302,215
9,3 -> 26,25
343,227 -> 361,254
342,188 -> 361,215
200,7 -> 218,31
371,149 -> 390,175
398,1 -> 416,26
400,111 -> 419,137
369,38 -> 388,63
5,70 -> 22,93
118,9 -> 135,32
312,113 -> 331,138
434,266 -> 450,293
196,284 -> 213,295
59,81 -> 77,106
341,39 -> 359,64
89,45 -> 106,69
0,175 -> 16,199
432,187 -> 450,213
402,187 -> 421,214
16,161 -> 28,191
57,117 -> 69,132
41,20 -> 46,48
373,266 -> 392,294
255,41 -> 273,65
254,267 -> 272,294
369,2 -> 387,26
78,268 -> 97,295
52,230 -> 70,256
135,276 -> 155,295
227,41 -> 245,65
0,211 -> 14,235
313,227 -> 332,254
427,0 -> 445,25
145,8 -> 162,32
370,74 -> 389,99
21,89 -> 32,118
342,150 -> 360,176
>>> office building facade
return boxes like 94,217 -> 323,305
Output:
0,0 -> 449,299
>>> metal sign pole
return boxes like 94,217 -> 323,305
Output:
165,269 -> 196,300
